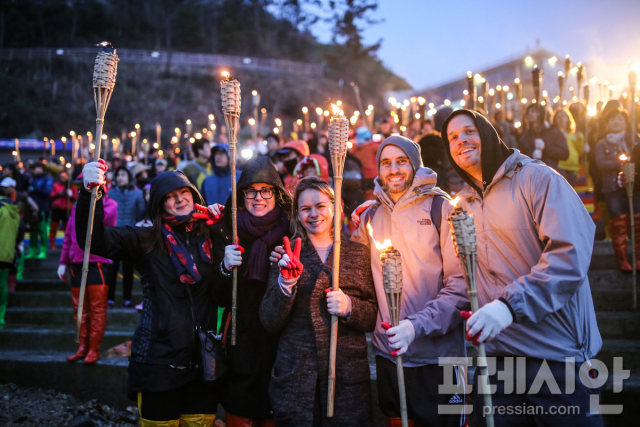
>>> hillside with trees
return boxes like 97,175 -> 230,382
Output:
0,0 -> 410,141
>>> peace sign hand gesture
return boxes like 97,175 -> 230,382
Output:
278,237 -> 304,279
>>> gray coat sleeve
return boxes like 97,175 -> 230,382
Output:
259,262 -> 297,334
501,167 -> 594,323
406,200 -> 470,338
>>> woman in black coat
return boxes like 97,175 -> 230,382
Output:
211,156 -> 292,426
78,163 -> 223,427
260,176 -> 377,427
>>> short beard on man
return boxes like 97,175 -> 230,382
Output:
382,171 -> 412,196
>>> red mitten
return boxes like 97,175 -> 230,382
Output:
193,203 -> 225,225
460,311 -> 480,345
279,237 -> 303,279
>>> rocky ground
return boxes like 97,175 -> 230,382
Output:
0,383 -> 139,427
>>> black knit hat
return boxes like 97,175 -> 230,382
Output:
148,170 -> 204,218
376,135 -> 423,173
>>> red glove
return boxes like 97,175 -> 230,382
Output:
279,237 -> 303,279
193,203 -> 224,225
381,321 -> 403,356
460,311 -> 481,346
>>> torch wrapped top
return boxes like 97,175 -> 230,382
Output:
328,105 -> 349,176
380,247 -> 403,294
532,66 -> 543,102
93,45 -> 119,91
220,73 -> 242,119
448,206 -> 478,256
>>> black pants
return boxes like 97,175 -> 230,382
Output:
108,258 -> 135,302
138,379 -> 218,421
473,357 -> 603,427
69,262 -> 112,287
376,356 -> 466,427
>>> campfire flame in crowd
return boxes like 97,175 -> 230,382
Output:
366,222 -> 392,251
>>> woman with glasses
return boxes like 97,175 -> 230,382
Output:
211,156 -> 292,426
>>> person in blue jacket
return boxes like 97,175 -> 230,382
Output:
26,162 -> 53,259
200,144 -> 240,206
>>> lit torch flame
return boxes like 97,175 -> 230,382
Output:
366,223 -> 392,251
221,71 -> 230,80
620,154 -> 629,162
330,104 -> 344,117
449,196 -> 461,207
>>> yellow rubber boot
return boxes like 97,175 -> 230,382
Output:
140,419 -> 180,427
138,393 -> 180,427
179,414 -> 216,427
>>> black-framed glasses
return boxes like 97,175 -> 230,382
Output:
243,187 -> 275,199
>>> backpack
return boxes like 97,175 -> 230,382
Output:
363,195 -> 445,236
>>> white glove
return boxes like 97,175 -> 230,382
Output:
223,244 -> 243,270
17,243 -> 24,256
387,319 -> 416,356
532,148 -> 543,160
326,288 -> 351,317
82,161 -> 107,190
583,143 -> 590,154
57,265 -> 67,281
534,138 -> 545,150
67,189 -> 73,197
466,299 -> 513,343
207,204 -> 223,218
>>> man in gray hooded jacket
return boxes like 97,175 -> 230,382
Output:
442,109 -> 602,426
351,135 -> 470,427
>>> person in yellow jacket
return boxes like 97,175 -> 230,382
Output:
554,108 -> 585,186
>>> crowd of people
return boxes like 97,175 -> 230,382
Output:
0,93 -> 637,427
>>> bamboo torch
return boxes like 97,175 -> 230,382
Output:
327,103 -> 349,417
532,65 -> 543,104
448,197 -> 495,427
467,71 -> 476,111
558,72 -> 565,104
76,42 -> 119,341
220,71 -> 241,345
380,245 -> 409,427
621,154 -> 637,310
14,138 -> 20,162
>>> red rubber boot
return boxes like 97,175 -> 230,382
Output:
84,284 -> 108,364
67,287 -> 90,362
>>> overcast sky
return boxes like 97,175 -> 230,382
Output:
311,0 -> 640,91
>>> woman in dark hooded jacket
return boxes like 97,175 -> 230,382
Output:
211,156 -> 292,427
78,162 -> 224,427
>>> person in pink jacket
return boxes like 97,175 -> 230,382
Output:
58,182 -> 118,364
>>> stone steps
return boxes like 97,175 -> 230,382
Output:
9,291 -> 143,307
595,311 -> 640,340
5,307 -> 140,328
0,350 -> 131,409
0,327 -> 134,352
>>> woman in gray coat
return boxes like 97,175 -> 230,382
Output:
260,176 -> 377,427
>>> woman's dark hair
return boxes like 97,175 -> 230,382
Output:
604,107 -> 629,126
141,189 -> 210,254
